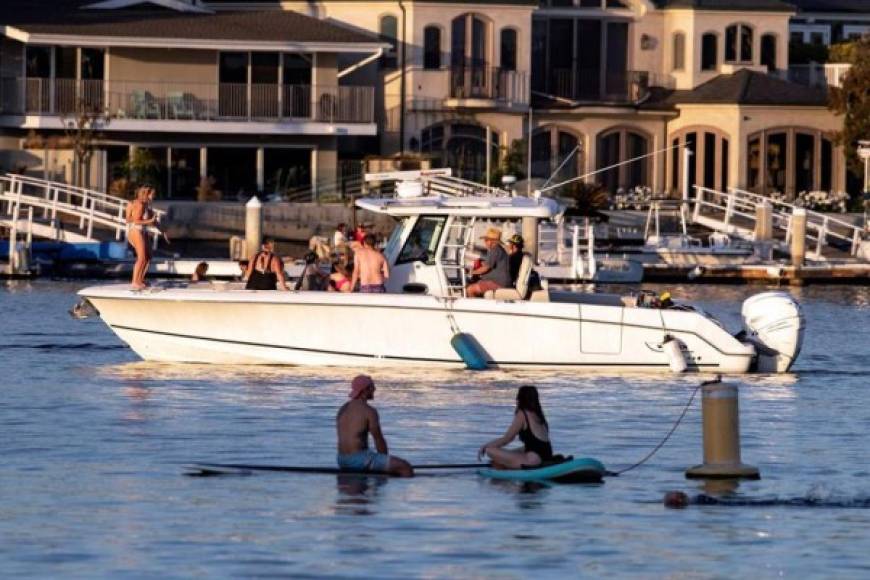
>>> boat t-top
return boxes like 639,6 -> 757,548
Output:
78,169 -> 803,373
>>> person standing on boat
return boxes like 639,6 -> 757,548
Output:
478,386 -> 554,469
125,185 -> 157,290
244,238 -> 288,290
336,375 -> 414,477
466,227 -> 512,298
351,234 -> 389,293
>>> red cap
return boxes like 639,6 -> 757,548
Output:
349,374 -> 374,399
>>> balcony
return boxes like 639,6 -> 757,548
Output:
534,69 -> 674,105
0,78 -> 375,130
446,65 -> 529,107
779,63 -> 851,89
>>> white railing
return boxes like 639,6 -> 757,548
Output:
692,185 -> 863,257
1,78 -> 376,124
0,173 -> 163,247
784,63 -> 852,88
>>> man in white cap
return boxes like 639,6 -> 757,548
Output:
466,227 -> 512,298
336,375 -> 414,477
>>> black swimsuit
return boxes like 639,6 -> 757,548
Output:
245,251 -> 279,290
518,410 -> 553,461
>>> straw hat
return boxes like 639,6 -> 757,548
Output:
480,227 -> 502,242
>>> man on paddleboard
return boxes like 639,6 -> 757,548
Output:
336,375 -> 414,477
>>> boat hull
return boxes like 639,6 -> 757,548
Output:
80,284 -> 754,372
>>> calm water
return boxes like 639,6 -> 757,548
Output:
1,281 -> 869,578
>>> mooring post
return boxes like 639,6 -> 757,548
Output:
686,381 -> 759,480
790,208 -> 807,267
245,196 -> 263,260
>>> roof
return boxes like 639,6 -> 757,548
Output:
356,195 -> 563,218
654,0 -> 795,11
663,69 -> 830,106
0,1 -> 381,47
790,0 -> 870,13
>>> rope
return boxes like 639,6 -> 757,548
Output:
609,377 -> 720,476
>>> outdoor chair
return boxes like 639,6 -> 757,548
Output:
131,90 -> 161,119
168,92 -> 196,120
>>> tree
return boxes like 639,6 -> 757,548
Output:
61,100 -> 111,188
489,138 -> 527,187
828,36 -> 870,195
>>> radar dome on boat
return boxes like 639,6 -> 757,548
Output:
397,180 -> 424,199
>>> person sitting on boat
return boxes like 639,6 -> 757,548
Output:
244,238 -> 288,291
328,261 -> 353,293
351,234 -> 389,293
296,251 -> 328,291
191,261 -> 209,282
477,385 -> 554,469
506,234 -> 524,285
336,375 -> 414,477
466,227 -> 512,298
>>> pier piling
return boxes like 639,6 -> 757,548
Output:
245,197 -> 263,260
790,208 -> 807,267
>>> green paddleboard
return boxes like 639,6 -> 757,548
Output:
478,457 -> 606,483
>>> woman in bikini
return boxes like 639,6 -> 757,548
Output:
478,385 -> 554,469
328,261 -> 352,293
125,186 -> 157,290
244,238 -> 288,290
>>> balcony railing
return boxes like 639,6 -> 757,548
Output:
0,78 -> 375,124
448,65 -> 528,104
537,69 -> 674,104
778,63 -> 851,89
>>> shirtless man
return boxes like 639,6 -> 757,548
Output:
350,234 -> 389,293
336,375 -> 414,477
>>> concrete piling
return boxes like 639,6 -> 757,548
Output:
686,381 -> 760,480
245,196 -> 263,260
790,208 -> 807,267
755,201 -> 773,241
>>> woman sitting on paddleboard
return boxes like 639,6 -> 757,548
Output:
478,386 -> 554,469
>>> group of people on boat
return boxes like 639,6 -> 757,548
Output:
466,227 -> 526,297
336,374 -> 552,478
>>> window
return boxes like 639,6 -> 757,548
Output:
531,126 -> 583,180
596,128 -> 650,193
451,14 -> 489,97
701,33 -> 717,71
744,130 -> 847,197
669,128 -> 730,196
672,32 -> 685,71
760,34 -> 777,71
380,15 -> 399,69
424,26 -> 441,70
421,122 -> 499,182
726,24 -> 753,63
501,28 -> 517,71
397,216 -> 447,265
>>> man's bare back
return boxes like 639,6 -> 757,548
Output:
351,236 -> 389,290
336,399 -> 381,455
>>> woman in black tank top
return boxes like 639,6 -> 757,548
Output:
478,385 -> 553,469
244,239 -> 288,290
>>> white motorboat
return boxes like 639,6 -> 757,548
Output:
78,170 -> 803,373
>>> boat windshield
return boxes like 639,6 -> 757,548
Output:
383,217 -> 409,259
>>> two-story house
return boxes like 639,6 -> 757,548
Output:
0,0 -> 384,198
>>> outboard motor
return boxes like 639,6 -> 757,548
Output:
740,292 -> 804,373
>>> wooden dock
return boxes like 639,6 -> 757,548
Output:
642,262 -> 870,285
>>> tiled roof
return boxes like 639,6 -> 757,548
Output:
653,0 -> 795,11
0,1 -> 381,45
663,69 -> 830,106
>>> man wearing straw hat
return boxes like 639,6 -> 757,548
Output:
466,227 -> 512,298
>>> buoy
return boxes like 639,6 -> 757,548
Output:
663,334 -> 687,373
686,381 -> 760,480
450,332 -> 489,370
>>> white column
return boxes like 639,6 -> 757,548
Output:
256,147 -> 265,193
199,147 -> 208,180
485,126 -> 492,188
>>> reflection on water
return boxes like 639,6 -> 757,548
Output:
1,281 -> 869,577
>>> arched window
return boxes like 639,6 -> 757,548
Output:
531,126 -> 584,180
501,28 -> 517,71
701,33 -> 717,71
596,128 -> 650,193
725,24 -> 753,63
421,122 -> 500,182
380,15 -> 399,70
424,26 -> 441,70
761,33 -> 777,71
747,128 -> 837,197
670,127 -> 730,195
672,32 -> 685,71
